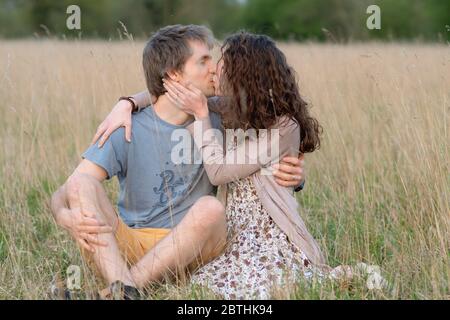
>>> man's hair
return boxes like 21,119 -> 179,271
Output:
143,24 -> 215,98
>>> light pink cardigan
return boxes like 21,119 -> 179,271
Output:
186,115 -> 327,266
133,91 -> 327,265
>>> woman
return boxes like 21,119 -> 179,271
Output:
161,32 -> 332,299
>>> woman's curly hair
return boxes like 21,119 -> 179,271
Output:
217,32 -> 322,153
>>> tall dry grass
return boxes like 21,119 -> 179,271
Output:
0,40 -> 448,299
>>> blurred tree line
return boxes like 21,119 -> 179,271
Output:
0,0 -> 448,41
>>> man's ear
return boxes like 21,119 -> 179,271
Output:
166,70 -> 181,82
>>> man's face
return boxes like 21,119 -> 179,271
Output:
177,40 -> 216,97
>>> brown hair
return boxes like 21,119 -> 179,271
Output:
218,32 -> 322,153
143,24 -> 215,98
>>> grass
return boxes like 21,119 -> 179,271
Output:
0,39 -> 448,299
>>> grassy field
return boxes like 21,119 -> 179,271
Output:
0,40 -> 448,299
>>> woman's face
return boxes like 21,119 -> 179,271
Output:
213,58 -> 224,96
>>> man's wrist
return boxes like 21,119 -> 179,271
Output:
294,179 -> 306,192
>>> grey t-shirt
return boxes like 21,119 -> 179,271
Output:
82,107 -> 222,229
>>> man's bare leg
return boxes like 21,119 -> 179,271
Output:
66,174 -> 136,287
66,175 -> 227,290
130,196 -> 227,289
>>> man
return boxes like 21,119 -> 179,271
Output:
50,25 -> 305,299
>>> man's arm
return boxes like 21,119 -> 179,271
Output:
294,179 -> 306,192
72,158 -> 109,181
50,160 -> 112,252
272,155 -> 306,191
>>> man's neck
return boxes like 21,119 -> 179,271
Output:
153,95 -> 193,125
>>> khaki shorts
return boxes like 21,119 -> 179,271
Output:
114,218 -> 170,266
82,217 -> 224,278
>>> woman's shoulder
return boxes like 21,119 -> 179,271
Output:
273,116 -> 300,134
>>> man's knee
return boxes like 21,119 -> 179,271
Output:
65,173 -> 113,225
66,173 -> 96,199
190,196 -> 226,231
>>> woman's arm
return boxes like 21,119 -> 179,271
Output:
91,90 -> 154,147
164,79 -> 304,187
186,115 -> 299,186
132,90 -> 153,110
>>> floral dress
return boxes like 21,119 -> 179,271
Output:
190,177 -> 321,299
